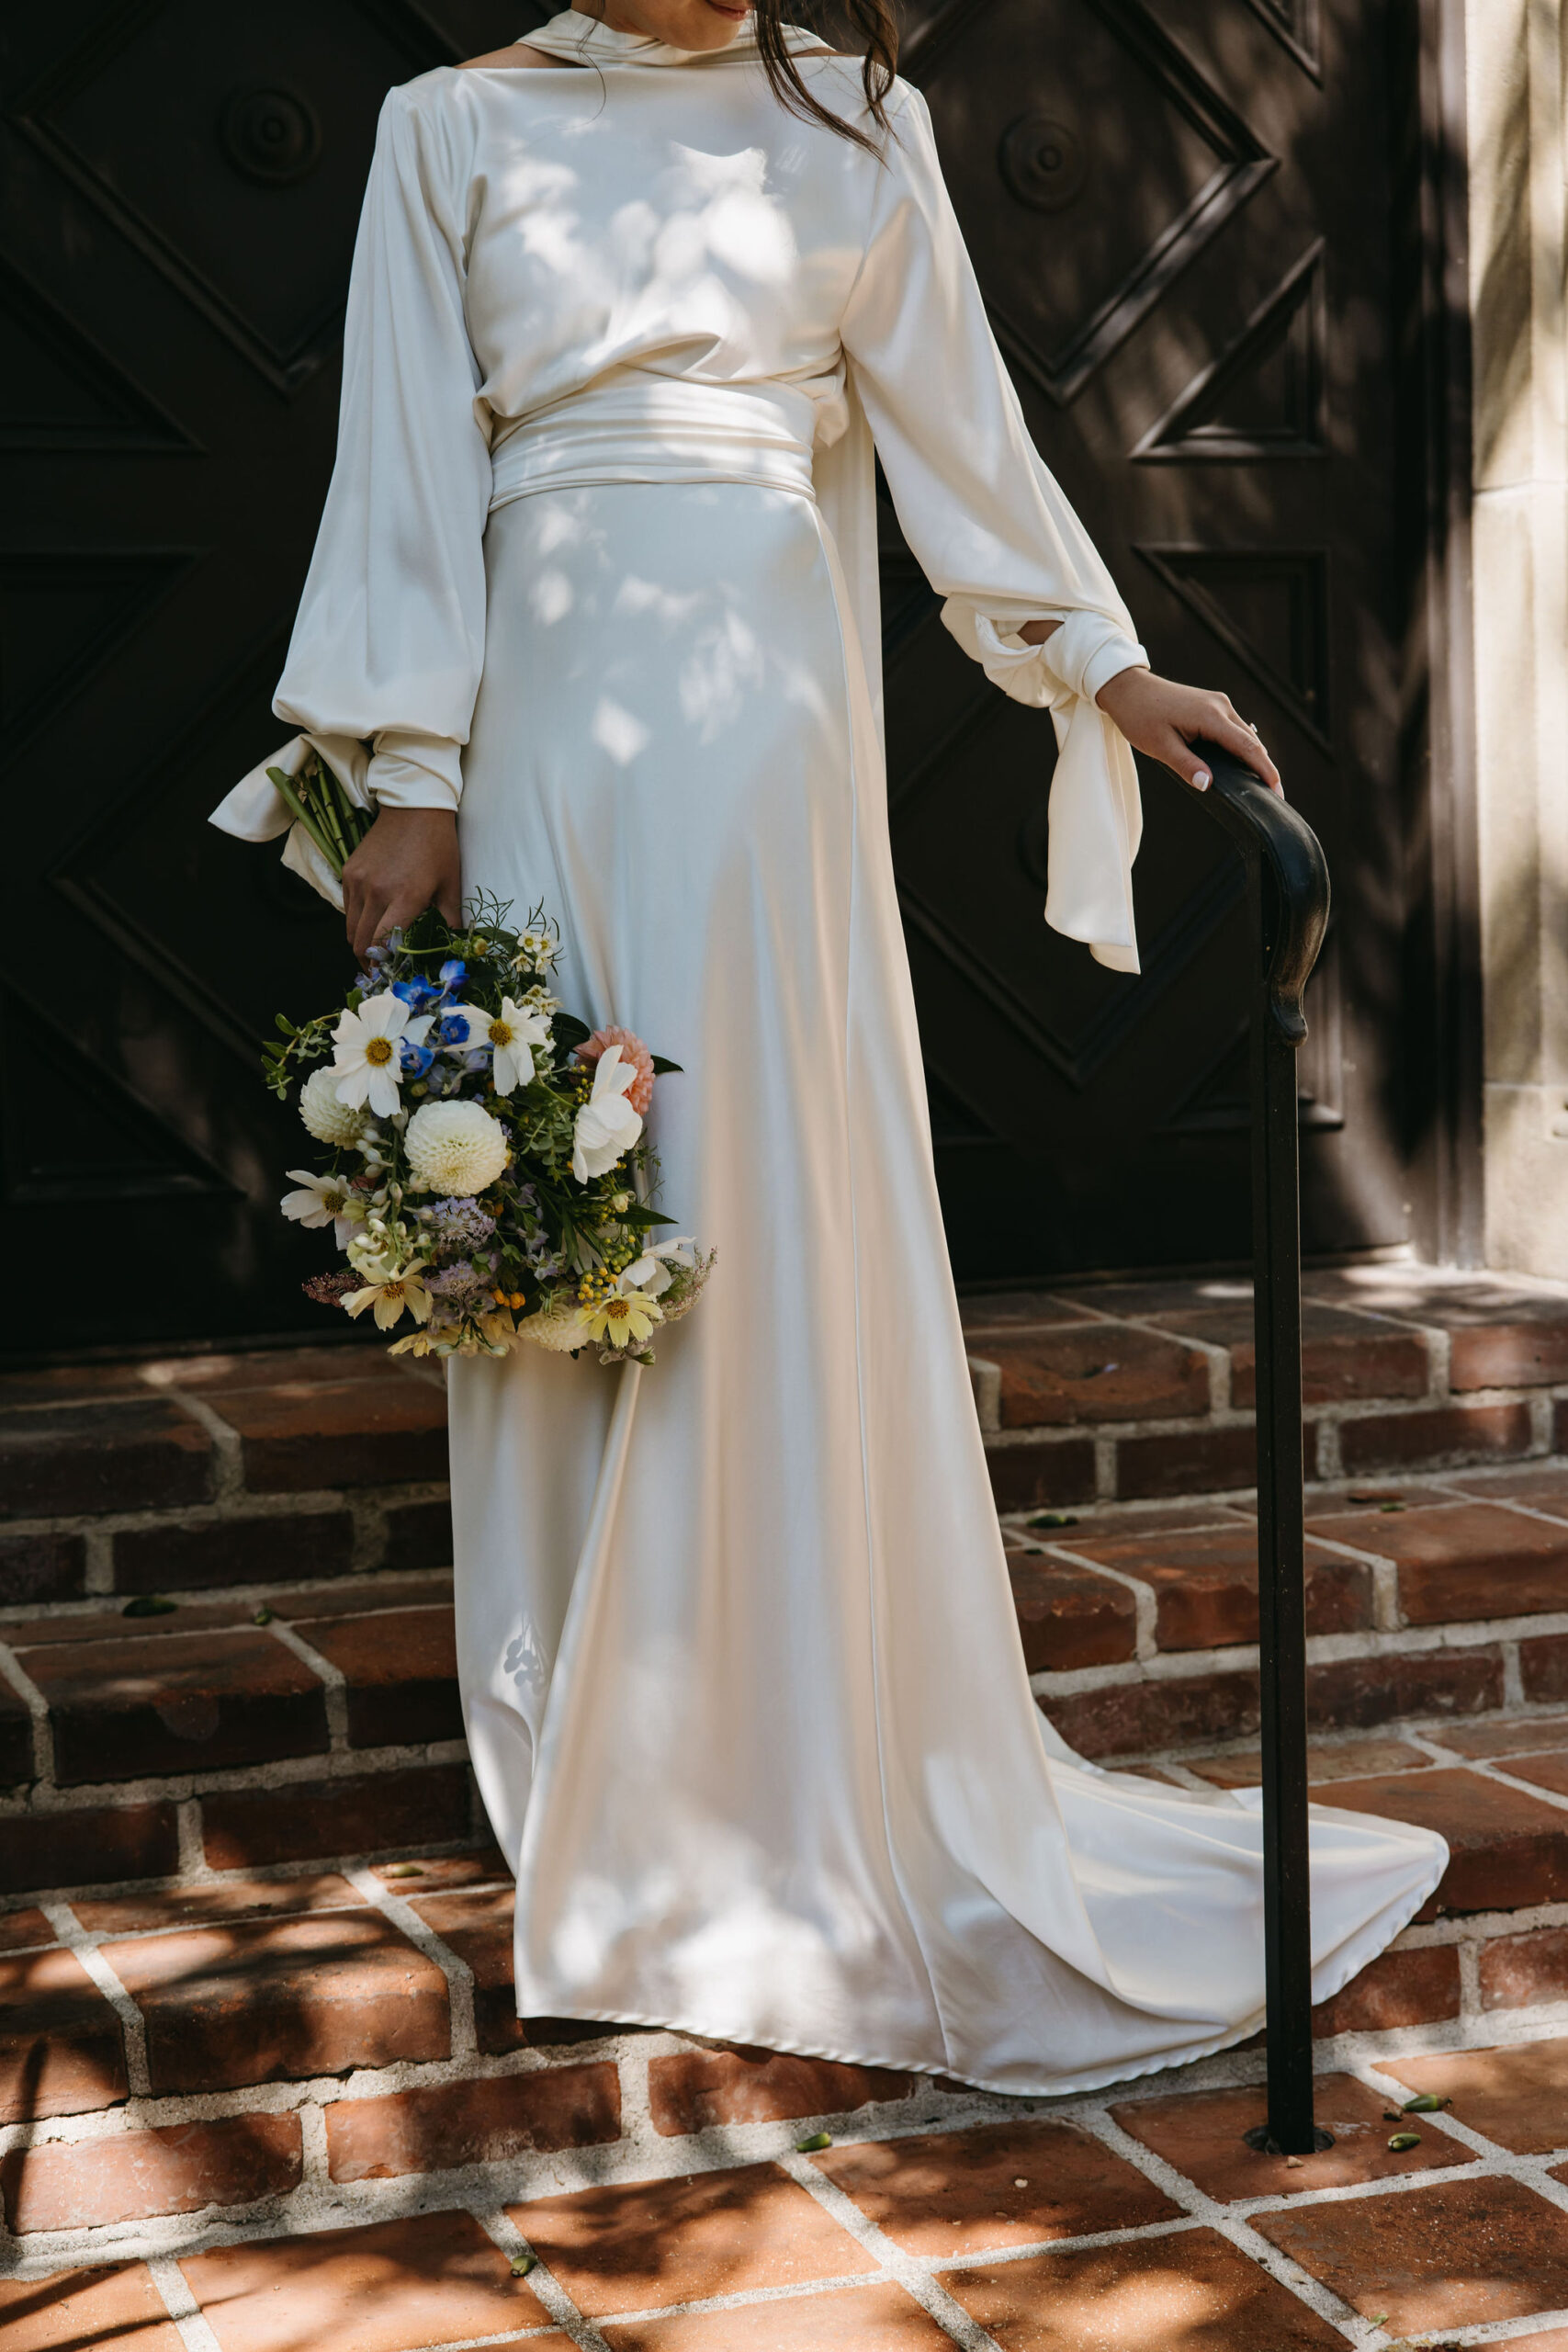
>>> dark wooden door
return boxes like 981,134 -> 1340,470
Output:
3,0 -> 1432,1354
891,0 -> 1423,1280
2,1 -> 519,1356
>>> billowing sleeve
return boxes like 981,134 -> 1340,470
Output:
840,87 -> 1149,970
270,81 -> 491,811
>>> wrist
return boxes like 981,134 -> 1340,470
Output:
1094,664 -> 1151,718
369,803 -> 457,831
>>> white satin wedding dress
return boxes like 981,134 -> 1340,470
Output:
219,12 -> 1446,2095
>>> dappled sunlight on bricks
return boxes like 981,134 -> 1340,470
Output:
0,2262 -> 188,2350
19,1627 -> 331,1785
508,2163 -> 879,2316
1256,2174 -> 1568,2334
596,2281 -> 955,2348
297,1604 -> 462,1747
807,2118 -> 1179,2255
177,2209 -> 554,2351
0,1944 -> 128,2122
1,2113 -> 303,2234
11,1316 -> 1568,2340
1110,2071 -> 1475,2198
945,2229 -> 1351,2350
1383,2034 -> 1568,2150
1313,1769 -> 1568,1914
324,2063 -> 622,2179
648,2046 -> 915,2135
102,1909 -> 452,2093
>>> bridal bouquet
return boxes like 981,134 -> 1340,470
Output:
259,763 -> 709,1363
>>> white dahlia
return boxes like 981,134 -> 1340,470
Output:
404,1099 -> 508,1195
299,1065 -> 366,1148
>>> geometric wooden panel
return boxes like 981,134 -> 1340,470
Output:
0,981 -> 231,1204
1134,543 -> 1333,752
908,0 -> 1277,405
1240,0 -> 1322,82
0,257 -> 199,452
7,0 -> 454,391
1133,243 -> 1326,463
0,548 -> 199,752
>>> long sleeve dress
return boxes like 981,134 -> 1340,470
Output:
218,10 -> 1446,2096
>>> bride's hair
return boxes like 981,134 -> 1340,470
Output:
753,0 -> 898,151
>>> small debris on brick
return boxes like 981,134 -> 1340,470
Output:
1388,2132 -> 1423,2150
1401,2092 -> 1450,2111
121,1594 -> 177,1617
1027,1511 -> 1079,1529
383,1862 -> 426,1879
796,2131 -> 832,2151
509,2254 -> 536,2278
253,1604 -> 275,1625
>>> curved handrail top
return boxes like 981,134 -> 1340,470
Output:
1179,738 -> 1331,1042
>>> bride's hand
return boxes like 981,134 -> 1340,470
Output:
342,806 -> 462,962
1093,667 -> 1283,797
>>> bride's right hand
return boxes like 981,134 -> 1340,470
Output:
342,806 -> 461,962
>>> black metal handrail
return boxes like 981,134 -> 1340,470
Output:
1185,739 -> 1333,2156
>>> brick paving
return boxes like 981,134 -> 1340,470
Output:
6,2021 -> 1568,2343
8,1277 -> 1568,2337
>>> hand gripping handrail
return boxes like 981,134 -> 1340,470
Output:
1184,739 -> 1333,2156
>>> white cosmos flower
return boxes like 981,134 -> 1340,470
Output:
280,1169 -> 367,1249
571,1045 -> 642,1182
447,996 -> 551,1095
330,991 -> 433,1118
299,1065 -> 366,1148
343,1255 -> 434,1331
621,1236 -> 695,1298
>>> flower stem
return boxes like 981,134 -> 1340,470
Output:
267,767 -> 343,876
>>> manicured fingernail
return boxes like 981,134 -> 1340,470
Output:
1193,769 -> 1211,790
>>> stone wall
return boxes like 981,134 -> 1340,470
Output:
1470,0 -> 1568,1272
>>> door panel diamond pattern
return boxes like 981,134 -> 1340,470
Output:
8,0 -> 455,390
909,0 -> 1276,404
1134,243 -> 1326,461
1,982 -> 231,1205
0,548 -> 200,750
1241,0 -> 1323,82
49,626 -> 351,1074
1134,544 -> 1333,752
0,258 -> 201,452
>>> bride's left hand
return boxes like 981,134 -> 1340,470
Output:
1093,666 -> 1283,797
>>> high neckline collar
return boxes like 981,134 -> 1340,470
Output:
521,8 -> 819,65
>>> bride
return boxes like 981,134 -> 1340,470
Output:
231,0 -> 1446,2094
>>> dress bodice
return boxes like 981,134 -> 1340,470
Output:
435,54 -> 868,454
222,11 -> 1156,971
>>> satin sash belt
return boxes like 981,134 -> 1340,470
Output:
489,376 -> 818,510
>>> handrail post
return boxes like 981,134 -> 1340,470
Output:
1180,742 -> 1332,2157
